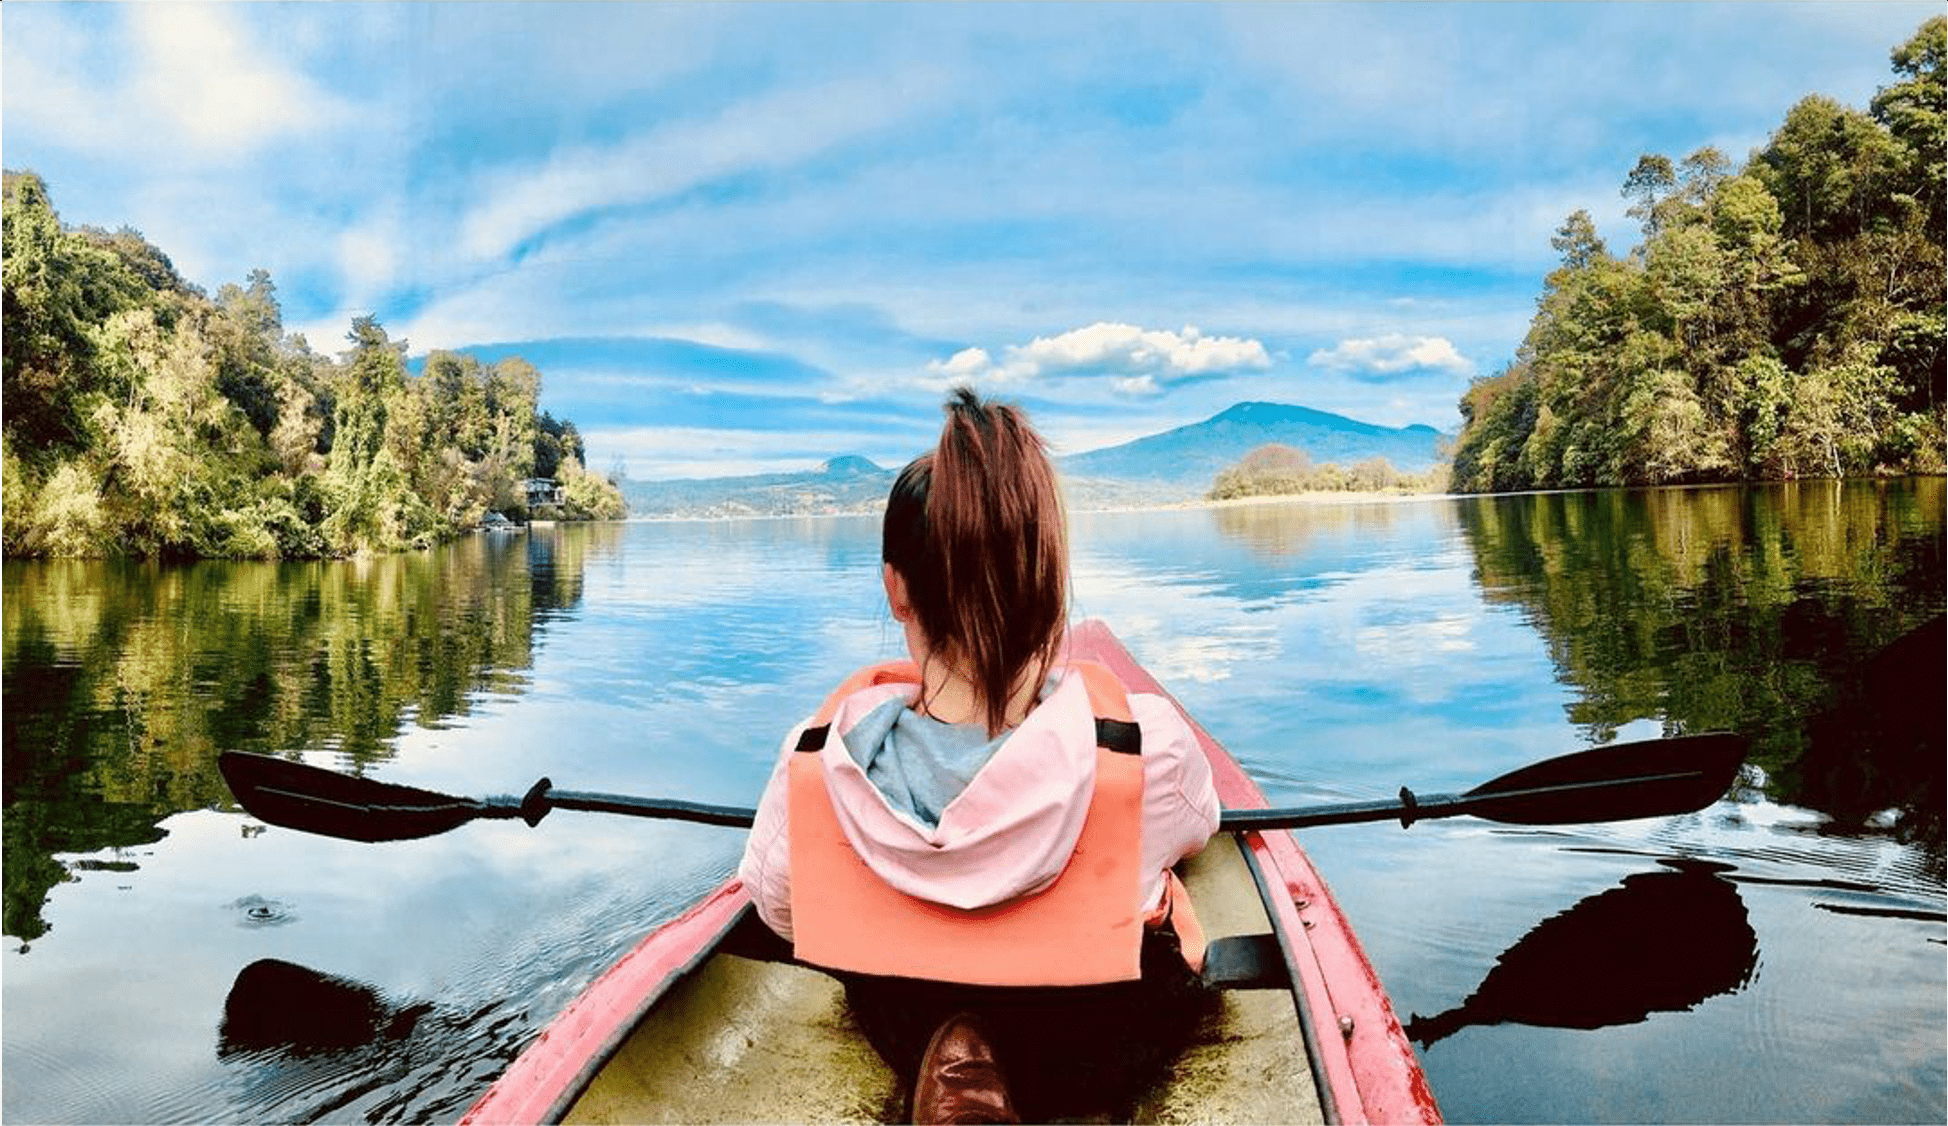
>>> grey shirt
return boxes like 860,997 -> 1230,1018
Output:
840,696 -> 1012,829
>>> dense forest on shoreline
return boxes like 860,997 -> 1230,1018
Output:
1,173 -> 625,559
1450,18 -> 1945,493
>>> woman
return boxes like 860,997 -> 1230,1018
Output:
738,387 -> 1219,1122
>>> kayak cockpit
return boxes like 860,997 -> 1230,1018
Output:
562,832 -> 1322,1124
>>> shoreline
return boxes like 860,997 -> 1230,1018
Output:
623,487 -> 1455,524
618,472 -> 1948,524
1101,489 -> 1455,513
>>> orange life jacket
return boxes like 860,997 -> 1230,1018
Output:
786,659 -> 1205,987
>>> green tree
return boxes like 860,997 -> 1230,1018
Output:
1622,153 -> 1678,239
208,269 -> 284,436
1755,96 -> 1900,242
1451,366 -> 1539,492
1872,15 -> 1947,241
1678,146 -> 1734,209
3,172 -> 147,455
558,455 -> 629,519
323,317 -> 437,553
1549,210 -> 1608,271
533,411 -> 586,480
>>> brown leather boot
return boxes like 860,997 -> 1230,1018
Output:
911,1012 -> 1019,1124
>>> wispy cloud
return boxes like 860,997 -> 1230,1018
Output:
455,69 -> 947,264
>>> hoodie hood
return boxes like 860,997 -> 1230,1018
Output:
813,668 -> 1099,911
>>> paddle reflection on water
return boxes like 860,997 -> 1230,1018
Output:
1404,860 -> 1760,1048
219,958 -> 431,1058
216,957 -> 503,1123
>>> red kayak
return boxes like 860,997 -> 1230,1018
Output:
462,619 -> 1439,1124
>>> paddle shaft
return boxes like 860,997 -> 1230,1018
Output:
220,731 -> 1745,843
1216,771 -> 1713,831
529,790 -> 757,829
543,771 -> 1717,833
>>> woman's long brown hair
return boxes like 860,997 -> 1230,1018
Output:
883,387 -> 1068,735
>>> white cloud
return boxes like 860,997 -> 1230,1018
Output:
127,6 -> 348,154
1307,334 -> 1474,377
381,260 -> 626,352
934,347 -> 994,379
5,5 -> 353,159
926,322 -> 1272,394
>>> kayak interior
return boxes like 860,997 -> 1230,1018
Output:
561,831 -> 1324,1125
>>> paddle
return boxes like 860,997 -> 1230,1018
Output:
217,731 -> 1746,844
1219,731 -> 1748,831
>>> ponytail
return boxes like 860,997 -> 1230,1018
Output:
883,387 -> 1068,735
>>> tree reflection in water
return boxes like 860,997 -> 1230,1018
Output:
1451,480 -> 1943,853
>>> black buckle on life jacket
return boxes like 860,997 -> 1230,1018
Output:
1094,717 -> 1141,756
795,724 -> 831,753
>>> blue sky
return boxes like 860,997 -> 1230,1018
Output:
4,2 -> 1936,478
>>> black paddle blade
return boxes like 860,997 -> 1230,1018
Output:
1463,733 -> 1748,825
219,752 -> 506,843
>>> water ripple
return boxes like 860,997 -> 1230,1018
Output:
226,895 -> 298,928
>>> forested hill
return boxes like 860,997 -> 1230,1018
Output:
1450,17 -> 1945,493
1,172 -> 625,559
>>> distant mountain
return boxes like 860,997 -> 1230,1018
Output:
814,455 -> 886,477
617,402 -> 1447,517
619,456 -> 895,518
1060,401 -> 1445,492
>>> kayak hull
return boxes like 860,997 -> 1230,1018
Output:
462,620 -> 1438,1125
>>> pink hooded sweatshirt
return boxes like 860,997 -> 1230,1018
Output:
738,663 -> 1220,941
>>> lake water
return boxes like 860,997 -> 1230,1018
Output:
4,479 -> 1942,1124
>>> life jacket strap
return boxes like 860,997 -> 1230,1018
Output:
795,715 -> 1140,756
1147,869 -> 1208,972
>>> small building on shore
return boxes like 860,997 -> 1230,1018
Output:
523,478 -> 565,508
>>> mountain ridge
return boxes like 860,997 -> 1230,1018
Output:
616,401 -> 1447,516
1062,400 -> 1445,485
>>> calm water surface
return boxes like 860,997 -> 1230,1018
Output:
4,480 -> 1942,1124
